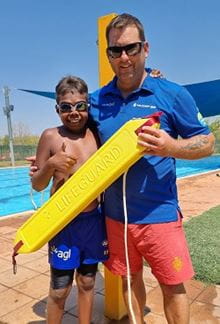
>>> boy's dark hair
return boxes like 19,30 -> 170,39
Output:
106,13 -> 146,45
55,75 -> 88,104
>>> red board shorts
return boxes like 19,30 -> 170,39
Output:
104,213 -> 194,285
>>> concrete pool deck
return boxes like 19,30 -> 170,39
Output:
0,171 -> 220,323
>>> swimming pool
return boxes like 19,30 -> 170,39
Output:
0,155 -> 220,217
176,155 -> 220,178
0,167 -> 50,217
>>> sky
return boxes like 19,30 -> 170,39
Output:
0,0 -> 219,137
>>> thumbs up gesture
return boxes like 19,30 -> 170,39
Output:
49,142 -> 77,174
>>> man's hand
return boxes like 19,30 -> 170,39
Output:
137,126 -> 177,157
26,156 -> 38,177
138,126 -> 215,160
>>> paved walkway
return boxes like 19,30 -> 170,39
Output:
0,171 -> 220,323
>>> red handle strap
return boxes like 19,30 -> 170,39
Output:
12,240 -> 23,274
135,111 -> 163,135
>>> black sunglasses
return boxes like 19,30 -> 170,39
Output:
107,41 -> 145,59
56,101 -> 89,113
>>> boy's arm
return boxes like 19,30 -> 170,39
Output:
31,130 -> 55,191
32,129 -> 77,192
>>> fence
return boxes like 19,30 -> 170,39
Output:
0,141 -> 219,162
0,145 -> 37,161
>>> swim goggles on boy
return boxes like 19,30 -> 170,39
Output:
107,41 -> 145,59
56,101 -> 89,113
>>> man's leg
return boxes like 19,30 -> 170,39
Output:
121,269 -> 146,324
134,213 -> 194,324
104,217 -> 146,323
160,282 -> 189,324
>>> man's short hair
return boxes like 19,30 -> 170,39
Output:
106,13 -> 146,45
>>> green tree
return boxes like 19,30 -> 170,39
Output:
209,120 -> 220,133
1,135 -> 9,145
12,122 -> 39,145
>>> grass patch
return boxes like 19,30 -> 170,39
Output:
184,205 -> 220,284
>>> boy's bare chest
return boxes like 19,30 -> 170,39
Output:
51,131 -> 98,169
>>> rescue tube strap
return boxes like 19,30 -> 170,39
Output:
12,240 -> 24,274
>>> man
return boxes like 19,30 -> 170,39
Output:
90,13 -> 215,324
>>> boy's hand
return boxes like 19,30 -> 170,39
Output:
49,143 -> 77,173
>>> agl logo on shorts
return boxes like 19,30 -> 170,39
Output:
50,245 -> 71,261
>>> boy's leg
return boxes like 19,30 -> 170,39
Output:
47,267 -> 74,324
73,207 -> 107,323
75,263 -> 98,324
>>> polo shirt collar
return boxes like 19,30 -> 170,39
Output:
101,69 -> 156,97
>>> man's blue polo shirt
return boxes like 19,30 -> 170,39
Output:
90,72 -> 211,224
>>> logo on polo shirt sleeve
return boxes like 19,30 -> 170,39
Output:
197,112 -> 207,126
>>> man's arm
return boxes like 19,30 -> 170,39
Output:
137,127 -> 215,160
171,133 -> 215,159
138,85 -> 215,160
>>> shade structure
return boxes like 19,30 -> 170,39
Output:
18,89 -> 56,100
185,79 -> 220,117
18,78 -> 220,118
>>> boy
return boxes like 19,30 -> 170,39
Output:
32,75 -> 108,324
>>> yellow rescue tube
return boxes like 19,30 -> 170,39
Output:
13,113 -> 161,254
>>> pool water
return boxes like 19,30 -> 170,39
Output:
0,167 -> 50,217
176,155 -> 220,178
0,155 -> 220,217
